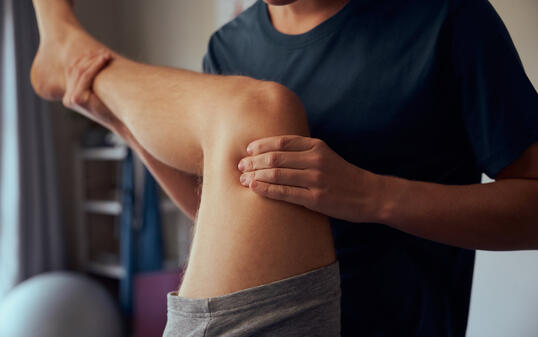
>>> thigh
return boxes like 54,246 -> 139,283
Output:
93,57 -> 250,175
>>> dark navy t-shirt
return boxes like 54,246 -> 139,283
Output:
202,0 -> 538,336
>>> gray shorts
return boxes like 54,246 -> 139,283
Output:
163,261 -> 341,337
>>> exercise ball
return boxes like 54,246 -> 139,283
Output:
0,272 -> 123,337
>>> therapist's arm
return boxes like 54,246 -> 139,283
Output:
239,136 -> 538,250
377,142 -> 538,250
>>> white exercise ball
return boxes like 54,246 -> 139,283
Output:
0,272 -> 123,337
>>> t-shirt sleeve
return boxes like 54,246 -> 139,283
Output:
451,0 -> 538,178
202,34 -> 222,75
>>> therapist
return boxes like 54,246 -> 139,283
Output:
204,0 -> 537,335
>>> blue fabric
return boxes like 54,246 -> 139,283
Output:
202,0 -> 538,336
119,149 -> 135,315
137,168 -> 164,272
119,151 -> 164,315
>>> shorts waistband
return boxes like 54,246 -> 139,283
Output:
167,260 -> 340,316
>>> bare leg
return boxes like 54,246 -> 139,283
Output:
32,0 -> 336,298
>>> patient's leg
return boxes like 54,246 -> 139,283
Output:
32,0 -> 336,298
32,0 -> 204,173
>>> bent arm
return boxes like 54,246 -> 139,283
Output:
376,143 -> 538,250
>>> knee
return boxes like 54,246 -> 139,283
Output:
203,78 -> 309,173
226,78 -> 309,139
246,80 -> 309,136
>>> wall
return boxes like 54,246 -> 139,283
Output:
468,1 -> 538,336
75,0 -> 216,70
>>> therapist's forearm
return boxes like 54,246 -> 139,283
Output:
375,176 -> 538,250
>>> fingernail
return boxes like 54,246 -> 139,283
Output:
246,145 -> 253,155
240,174 -> 248,186
238,161 -> 245,171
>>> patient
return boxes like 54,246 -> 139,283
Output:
31,0 -> 340,336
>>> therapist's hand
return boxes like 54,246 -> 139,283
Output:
62,49 -> 124,134
237,135 -> 383,222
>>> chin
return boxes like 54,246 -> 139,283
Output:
264,0 -> 298,5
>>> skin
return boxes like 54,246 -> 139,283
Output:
31,0 -> 337,299
265,0 -> 351,34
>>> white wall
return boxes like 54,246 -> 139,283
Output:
75,0 -> 217,71
468,1 -> 538,336
468,250 -> 538,337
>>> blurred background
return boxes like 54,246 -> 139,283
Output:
0,0 -> 536,336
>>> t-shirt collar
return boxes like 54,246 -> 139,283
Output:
257,0 -> 358,48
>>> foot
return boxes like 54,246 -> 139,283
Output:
30,0 -> 107,100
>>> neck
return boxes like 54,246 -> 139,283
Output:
266,0 -> 350,35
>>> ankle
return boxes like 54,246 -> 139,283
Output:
41,19 -> 81,44
34,0 -> 81,40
